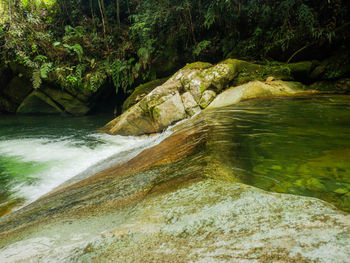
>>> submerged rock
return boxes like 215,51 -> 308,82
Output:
67,180 -> 350,263
0,168 -> 349,262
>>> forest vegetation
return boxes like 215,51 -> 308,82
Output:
0,0 -> 349,100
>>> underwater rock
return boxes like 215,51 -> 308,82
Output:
0,178 -> 349,262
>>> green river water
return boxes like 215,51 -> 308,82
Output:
0,95 -> 349,218
203,95 -> 350,212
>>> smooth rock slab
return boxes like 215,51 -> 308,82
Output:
1,179 -> 348,262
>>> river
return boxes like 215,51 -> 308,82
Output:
0,95 -> 349,217
0,114 -> 168,217
0,95 -> 349,262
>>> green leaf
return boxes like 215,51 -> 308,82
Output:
34,55 -> 48,62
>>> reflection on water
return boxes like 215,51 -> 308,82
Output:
202,95 -> 350,212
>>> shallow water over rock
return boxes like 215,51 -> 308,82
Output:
0,95 -> 349,262
202,95 -> 350,212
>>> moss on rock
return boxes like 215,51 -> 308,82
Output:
184,62 -> 212,70
122,78 -> 168,113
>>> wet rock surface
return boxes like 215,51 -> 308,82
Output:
1,100 -> 350,262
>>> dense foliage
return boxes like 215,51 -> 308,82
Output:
0,0 -> 349,94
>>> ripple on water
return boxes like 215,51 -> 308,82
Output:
202,95 -> 350,212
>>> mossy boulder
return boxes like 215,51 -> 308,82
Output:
17,90 -> 63,114
310,52 -> 350,81
122,78 -> 168,113
287,61 -> 314,82
41,86 -> 90,116
102,61 -> 234,135
102,59 -> 318,136
64,86 -> 94,103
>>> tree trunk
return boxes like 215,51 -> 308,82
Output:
116,0 -> 120,28
97,0 -> 109,51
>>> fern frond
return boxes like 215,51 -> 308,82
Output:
40,62 -> 52,79
32,69 -> 42,89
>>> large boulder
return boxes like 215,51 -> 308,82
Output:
17,91 -> 63,114
102,59 -> 315,136
101,60 -> 243,135
16,85 -> 90,116
40,86 -> 90,116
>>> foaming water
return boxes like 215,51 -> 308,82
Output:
0,115 -> 170,216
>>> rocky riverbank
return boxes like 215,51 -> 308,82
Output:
102,58 -> 350,136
